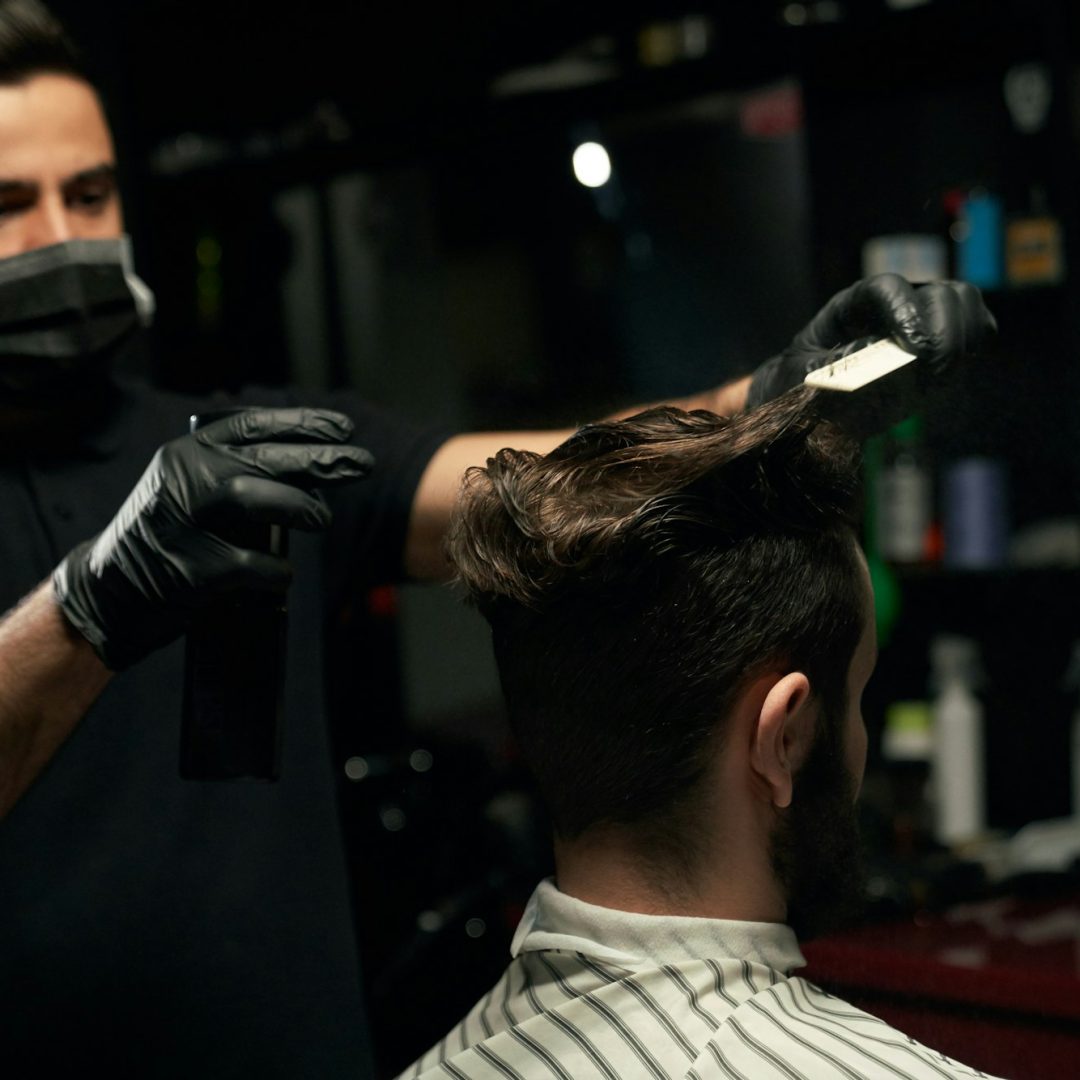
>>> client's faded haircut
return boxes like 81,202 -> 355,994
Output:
447,387 -> 865,856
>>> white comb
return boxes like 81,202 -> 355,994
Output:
803,338 -> 917,392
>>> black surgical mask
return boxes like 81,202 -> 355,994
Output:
0,236 -> 155,409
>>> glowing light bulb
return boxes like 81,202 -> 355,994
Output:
572,141 -> 612,188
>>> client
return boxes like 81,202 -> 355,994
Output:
402,387 -> 1001,1079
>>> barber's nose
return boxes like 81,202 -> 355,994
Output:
22,196 -> 73,251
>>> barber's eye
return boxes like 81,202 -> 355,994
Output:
65,183 -> 115,214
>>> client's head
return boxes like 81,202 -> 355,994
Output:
447,386 -> 876,939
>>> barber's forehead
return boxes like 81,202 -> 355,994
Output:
0,73 -> 114,171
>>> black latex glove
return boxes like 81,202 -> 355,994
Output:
745,274 -> 997,418
54,407 -> 373,670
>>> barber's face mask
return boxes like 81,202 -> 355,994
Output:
0,236 -> 155,408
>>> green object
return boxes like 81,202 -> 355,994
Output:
868,553 -> 901,648
885,700 -> 931,734
892,413 -> 923,442
882,700 -> 932,762
862,428 -> 905,646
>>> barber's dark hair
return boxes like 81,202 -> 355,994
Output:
0,0 -> 84,85
448,386 -> 866,855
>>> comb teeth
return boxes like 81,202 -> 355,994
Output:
803,339 -> 917,392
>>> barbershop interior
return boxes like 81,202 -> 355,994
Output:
6,0 -> 1080,1077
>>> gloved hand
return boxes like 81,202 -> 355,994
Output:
745,274 -> 997,411
53,407 -> 373,671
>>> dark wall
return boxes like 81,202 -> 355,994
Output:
32,2 -> 1080,1072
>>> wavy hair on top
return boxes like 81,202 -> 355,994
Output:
447,386 -> 867,850
450,386 -> 861,609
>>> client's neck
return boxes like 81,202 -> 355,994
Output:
554,823 -> 786,924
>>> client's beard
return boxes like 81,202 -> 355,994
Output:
770,715 -> 867,941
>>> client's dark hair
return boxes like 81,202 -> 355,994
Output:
0,0 -> 84,86
447,386 -> 866,856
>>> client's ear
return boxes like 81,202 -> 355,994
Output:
749,672 -> 814,810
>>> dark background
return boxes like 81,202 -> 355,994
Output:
43,1 -> 1080,1074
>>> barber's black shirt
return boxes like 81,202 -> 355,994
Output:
0,376 -> 447,1077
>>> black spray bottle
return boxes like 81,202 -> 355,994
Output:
180,409 -> 287,780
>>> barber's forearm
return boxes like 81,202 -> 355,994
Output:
605,375 -> 751,421
0,581 -> 112,819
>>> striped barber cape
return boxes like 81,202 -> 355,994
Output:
399,878 -> 1006,1080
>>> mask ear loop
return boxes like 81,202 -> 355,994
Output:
119,234 -> 156,327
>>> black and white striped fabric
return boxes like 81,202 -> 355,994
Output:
399,879 -> 1006,1080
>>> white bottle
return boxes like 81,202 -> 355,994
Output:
929,635 -> 985,846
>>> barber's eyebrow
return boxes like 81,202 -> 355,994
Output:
0,178 -> 39,193
61,163 -> 117,188
0,163 -> 116,193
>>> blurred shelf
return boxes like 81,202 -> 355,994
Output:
877,563 -> 1080,644
890,563 -> 1080,582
